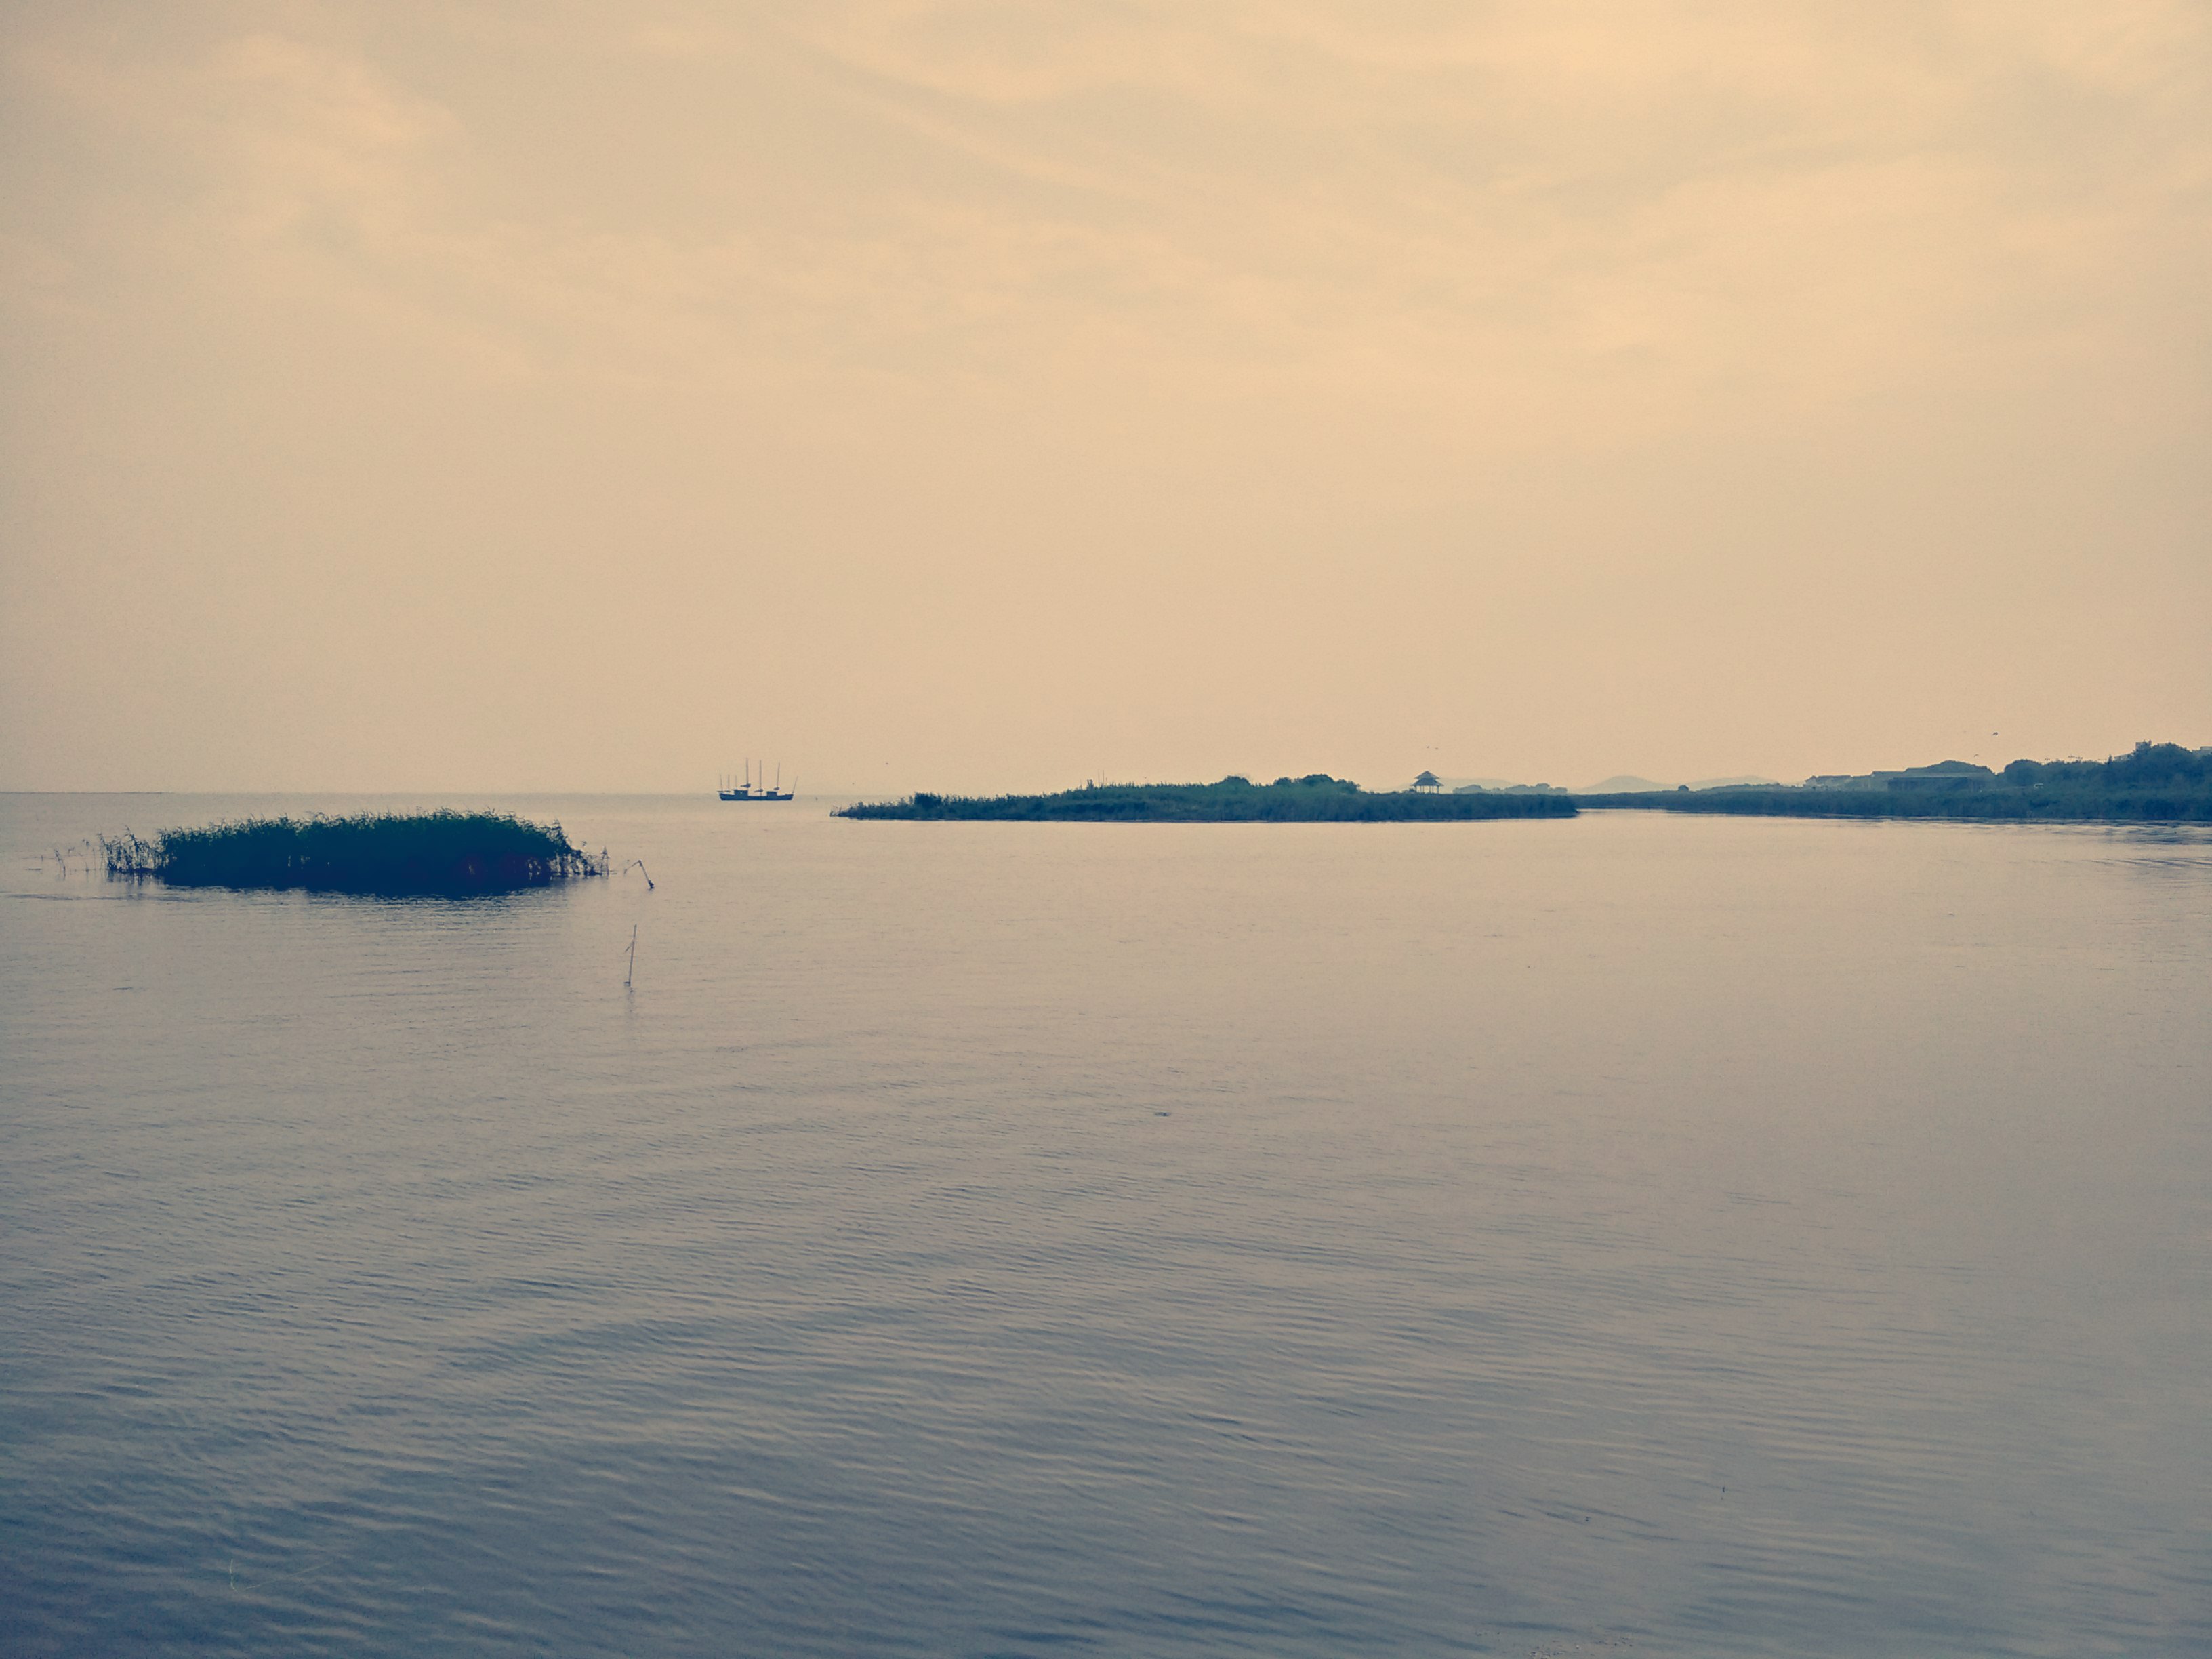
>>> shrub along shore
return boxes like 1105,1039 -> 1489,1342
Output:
103,811 -> 607,894
1572,743 -> 2212,823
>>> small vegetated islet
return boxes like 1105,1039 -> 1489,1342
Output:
838,775 -> 1578,822
103,811 -> 607,895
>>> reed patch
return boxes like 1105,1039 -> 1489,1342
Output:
102,811 -> 608,895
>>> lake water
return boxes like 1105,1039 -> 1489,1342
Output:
3,793 -> 2209,1657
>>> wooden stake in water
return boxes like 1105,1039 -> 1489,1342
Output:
624,925 -> 638,989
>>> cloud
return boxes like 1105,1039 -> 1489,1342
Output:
2,0 -> 2205,788
13,0 -> 2205,433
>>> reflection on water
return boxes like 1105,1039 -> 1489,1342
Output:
3,795 -> 2209,1657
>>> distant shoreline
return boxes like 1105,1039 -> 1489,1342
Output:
1570,787 -> 2211,824
1565,743 -> 2210,823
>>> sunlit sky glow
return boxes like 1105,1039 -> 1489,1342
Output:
4,1 -> 2207,792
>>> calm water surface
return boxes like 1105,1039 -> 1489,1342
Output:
3,794 -> 2209,1656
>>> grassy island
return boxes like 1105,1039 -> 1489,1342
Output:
102,811 -> 609,894
838,775 -> 1578,822
838,745 -> 2209,827
1573,743 -> 2212,823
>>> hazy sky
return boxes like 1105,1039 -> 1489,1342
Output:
4,1 -> 2207,793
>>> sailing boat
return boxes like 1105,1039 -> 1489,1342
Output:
718,760 -> 794,802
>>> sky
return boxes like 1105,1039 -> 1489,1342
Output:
3,0 -> 2207,794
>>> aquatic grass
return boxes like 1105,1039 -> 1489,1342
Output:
102,811 -> 608,895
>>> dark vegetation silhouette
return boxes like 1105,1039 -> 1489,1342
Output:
1574,743 -> 2212,823
102,811 -> 609,894
848,746 -> 2206,825
840,775 -> 1577,822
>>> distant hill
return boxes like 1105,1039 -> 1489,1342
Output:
1578,775 -> 1672,794
1483,773 -> 1780,794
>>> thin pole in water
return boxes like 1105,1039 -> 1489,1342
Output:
625,925 -> 637,989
